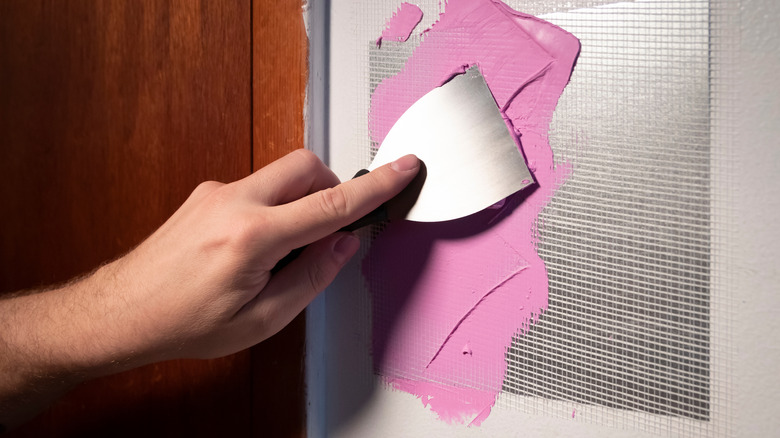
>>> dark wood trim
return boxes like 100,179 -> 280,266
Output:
251,0 -> 309,436
1,1 -> 255,436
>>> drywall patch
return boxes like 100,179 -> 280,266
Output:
365,0 -> 579,425
377,2 -> 424,47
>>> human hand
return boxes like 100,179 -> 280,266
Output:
1,150 -> 419,428
83,150 -> 420,365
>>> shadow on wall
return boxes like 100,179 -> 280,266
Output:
329,183 -> 536,432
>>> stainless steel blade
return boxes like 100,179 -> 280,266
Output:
368,65 -> 534,222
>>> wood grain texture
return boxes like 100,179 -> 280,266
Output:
253,0 -> 308,162
0,0 -> 253,436
251,0 -> 309,437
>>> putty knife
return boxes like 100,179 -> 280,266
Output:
346,65 -> 534,229
274,66 -> 533,271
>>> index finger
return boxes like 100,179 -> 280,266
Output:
269,154 -> 420,250
236,149 -> 341,205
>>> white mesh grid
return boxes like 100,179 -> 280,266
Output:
349,0 -> 737,435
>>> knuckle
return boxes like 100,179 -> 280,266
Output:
233,205 -> 275,249
290,148 -> 320,169
306,262 -> 329,294
191,180 -> 224,199
199,185 -> 262,243
204,184 -> 235,210
249,305 -> 280,342
374,166 -> 400,191
198,180 -> 224,192
232,215 -> 261,246
316,187 -> 350,219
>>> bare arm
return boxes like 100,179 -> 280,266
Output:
0,150 -> 420,430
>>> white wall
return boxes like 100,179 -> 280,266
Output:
732,0 -> 780,436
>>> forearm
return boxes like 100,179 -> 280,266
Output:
0,151 -> 419,432
0,265 -> 147,430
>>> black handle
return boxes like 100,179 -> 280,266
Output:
271,169 -> 387,274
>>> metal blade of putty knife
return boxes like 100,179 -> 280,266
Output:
273,66 -> 534,271
367,65 -> 534,223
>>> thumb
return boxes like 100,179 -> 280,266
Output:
236,232 -> 360,337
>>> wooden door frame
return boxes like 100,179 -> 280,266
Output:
250,0 -> 310,436
0,0 -> 309,436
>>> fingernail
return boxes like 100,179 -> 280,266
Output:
390,154 -> 420,172
333,233 -> 360,262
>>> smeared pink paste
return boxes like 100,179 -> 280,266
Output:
376,3 -> 424,47
364,0 -> 579,426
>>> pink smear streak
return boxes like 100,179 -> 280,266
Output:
365,0 -> 579,426
377,3 -> 424,47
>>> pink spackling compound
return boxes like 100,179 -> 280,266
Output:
365,0 -> 580,426
376,3 -> 424,48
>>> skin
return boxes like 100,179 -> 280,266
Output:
0,149 -> 420,431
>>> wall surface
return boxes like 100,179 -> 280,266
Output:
311,0 -> 780,436
732,0 -> 780,436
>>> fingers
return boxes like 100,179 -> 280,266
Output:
270,154 -> 420,251
238,149 -> 341,205
235,232 -> 361,337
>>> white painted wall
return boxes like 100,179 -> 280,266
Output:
731,0 -> 780,436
